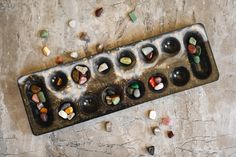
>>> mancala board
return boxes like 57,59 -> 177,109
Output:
17,23 -> 219,135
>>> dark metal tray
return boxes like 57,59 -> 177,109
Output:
17,23 -> 219,135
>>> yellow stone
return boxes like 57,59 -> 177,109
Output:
65,107 -> 73,114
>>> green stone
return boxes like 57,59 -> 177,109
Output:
195,46 -> 201,56
40,30 -> 49,38
129,11 -> 137,22
193,55 -> 200,64
189,37 -> 197,45
37,91 -> 46,103
131,83 -> 139,89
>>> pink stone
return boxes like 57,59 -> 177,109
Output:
32,94 -> 40,103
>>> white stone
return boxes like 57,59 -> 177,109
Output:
37,103 -> 44,110
98,63 -> 108,72
153,127 -> 161,135
68,19 -> 76,28
68,112 -> 75,120
42,46 -> 50,56
142,47 -> 153,56
76,66 -> 88,75
112,96 -> 120,105
149,110 -> 157,120
70,52 -> 78,58
58,110 -> 68,119
133,89 -> 141,98
154,83 -> 164,91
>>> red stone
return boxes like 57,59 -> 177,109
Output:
149,77 -> 157,88
187,44 -> 197,54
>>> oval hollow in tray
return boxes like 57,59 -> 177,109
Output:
148,73 -> 168,93
71,64 -> 90,85
184,31 -> 212,79
126,80 -> 145,100
170,66 -> 190,86
50,71 -> 68,91
57,100 -> 78,121
25,75 -> 54,127
162,37 -> 181,55
79,94 -> 101,114
140,44 -> 158,63
101,85 -> 123,106
94,57 -> 113,75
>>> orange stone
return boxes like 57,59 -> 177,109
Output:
40,107 -> 48,113
64,107 -> 73,114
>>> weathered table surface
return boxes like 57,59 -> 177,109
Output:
0,0 -> 236,157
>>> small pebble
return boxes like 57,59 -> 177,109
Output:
95,7 -> 103,17
146,52 -> 153,60
79,76 -> 88,85
42,46 -> 51,56
195,46 -> 201,56
147,146 -> 155,155
39,30 -> 49,39
161,116 -> 172,126
40,113 -> 48,122
58,110 -> 68,119
111,96 -> 120,105
68,112 -> 75,120
30,85 -> 41,94
37,103 -> 44,110
120,57 -> 132,65
98,63 -> 109,73
149,77 -> 157,88
65,106 -> 73,114
154,77 -> 162,84
167,130 -> 174,138
37,91 -> 46,103
40,107 -> 48,114
105,96 -> 112,105
70,51 -> 79,58
193,55 -> 200,64
127,87 -> 134,95
133,88 -> 141,98
149,110 -> 157,120
96,43 -> 104,53
129,11 -> 137,22
32,94 -> 40,103
154,83 -> 164,91
189,37 -> 197,45
68,19 -> 76,28
61,103 -> 71,111
187,44 -> 196,54
55,56 -> 64,64
153,127 -> 161,135
76,66 -> 88,75
105,121 -> 112,132
79,32 -> 90,41
131,83 -> 139,89
142,47 -> 153,56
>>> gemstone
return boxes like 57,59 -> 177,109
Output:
79,32 -> 90,41
39,30 -> 49,38
98,63 -> 109,73
65,106 -> 73,114
61,103 -> 71,111
142,47 -> 153,56
120,57 -> 132,65
40,113 -> 48,122
79,76 -> 87,85
127,87 -> 134,95
42,46 -> 51,56
149,77 -> 157,88
68,19 -> 76,28
105,121 -> 112,132
40,107 -> 48,114
129,11 -> 137,22
195,46 -> 201,56
187,44 -> 197,54
147,146 -> 155,155
153,127 -> 161,135
37,91 -> 46,103
55,56 -> 64,64
111,96 -> 120,105
167,130 -> 174,138
154,83 -> 164,91
154,77 -> 162,84
95,7 -> 103,17
68,112 -> 75,120
30,85 -> 41,94
189,37 -> 197,45
32,94 -> 40,103
105,96 -> 112,105
58,110 -> 68,119
162,116 -> 172,126
133,89 -> 141,98
149,110 -> 156,120
37,103 -> 44,110
96,43 -> 104,53
131,83 -> 139,89
193,55 -> 200,64
76,66 -> 88,75
70,51 -> 79,58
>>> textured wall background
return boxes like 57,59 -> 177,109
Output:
0,0 -> 236,157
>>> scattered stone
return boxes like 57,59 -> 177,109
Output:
149,110 -> 157,120
147,146 -> 155,155
39,30 -> 49,39
153,127 -> 161,135
32,94 -> 40,103
58,110 -> 68,119
189,37 -> 197,45
55,56 -> 64,64
40,113 -> 48,122
96,43 -> 104,53
79,32 -> 90,41
120,57 -> 132,65
98,63 -> 109,73
68,19 -> 76,28
131,82 -> 139,89
95,7 -> 103,17
70,51 -> 79,58
167,130 -> 174,138
105,121 -> 112,132
133,88 -> 141,98
161,116 -> 172,126
30,85 -> 41,94
154,82 -> 164,91
42,46 -> 51,56
37,91 -> 46,103
129,11 -> 137,22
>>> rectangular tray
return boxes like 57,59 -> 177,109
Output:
17,23 -> 219,135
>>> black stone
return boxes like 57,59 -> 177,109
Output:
147,146 -> 155,155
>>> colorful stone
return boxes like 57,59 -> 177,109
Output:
30,85 -> 41,94
149,110 -> 156,120
133,89 -> 141,98
65,106 -> 73,114
149,77 -> 157,88
187,44 -> 196,54
37,91 -> 46,103
39,30 -> 49,39
32,94 -> 40,103
120,57 -> 132,65
129,11 -> 137,22
154,83 -> 164,91
189,37 -> 197,45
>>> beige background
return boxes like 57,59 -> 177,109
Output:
0,0 -> 236,156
